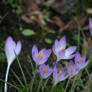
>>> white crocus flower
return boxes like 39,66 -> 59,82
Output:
4,36 -> 22,92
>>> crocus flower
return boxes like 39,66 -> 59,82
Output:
52,36 -> 77,62
74,52 -> 90,70
39,64 -> 53,79
32,45 -> 52,65
5,36 -> 22,65
53,65 -> 69,85
89,18 -> 92,35
4,36 -> 22,92
67,61 -> 79,78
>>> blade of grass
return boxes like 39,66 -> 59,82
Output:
42,77 -> 49,92
0,79 -> 19,89
11,69 -> 24,87
0,12 -> 8,24
16,56 -> 27,86
30,65 -> 38,92
36,77 -> 43,92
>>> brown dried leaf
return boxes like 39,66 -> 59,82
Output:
50,0 -> 77,14
22,0 -> 46,26
53,16 -> 65,28
82,37 -> 92,57
69,16 -> 87,30
59,16 -> 87,33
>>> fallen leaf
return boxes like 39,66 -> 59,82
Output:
22,29 -> 36,36
53,16 -> 65,28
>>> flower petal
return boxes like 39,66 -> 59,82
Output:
39,64 -> 52,79
63,54 -> 75,59
54,39 -> 60,52
15,40 -> 22,55
45,49 -> 52,57
32,45 -> 38,56
65,46 -> 77,56
81,59 -> 90,69
59,36 -> 66,49
39,48 -> 46,54
74,52 -> 81,62
5,36 -> 16,64
32,45 -> 38,62
57,50 -> 65,61
5,36 -> 22,65
89,18 -> 92,35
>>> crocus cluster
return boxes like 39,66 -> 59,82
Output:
32,36 -> 90,85
4,35 -> 90,92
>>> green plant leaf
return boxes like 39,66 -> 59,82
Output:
22,29 -> 36,36
45,38 -> 52,44
16,9 -> 21,15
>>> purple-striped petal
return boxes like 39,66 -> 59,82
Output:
57,50 -> 65,61
63,54 -> 75,59
53,65 -> 69,85
67,61 -> 79,77
59,36 -> 66,49
39,48 -> 46,54
54,39 -> 60,52
32,45 -> 39,62
74,52 -> 81,62
32,45 -> 38,56
45,49 -> 52,57
65,46 -> 77,56
39,64 -> 53,79
89,18 -> 92,35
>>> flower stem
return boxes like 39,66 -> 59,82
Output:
85,68 -> 90,78
36,78 -> 43,92
50,84 -> 55,92
70,77 -> 76,92
65,78 -> 70,92
4,64 -> 11,92
30,65 -> 38,92
42,78 -> 49,92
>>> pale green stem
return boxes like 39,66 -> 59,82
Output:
4,63 -> 11,92
16,57 -> 27,85
30,65 -> 38,92
42,78 -> 49,92
65,78 -> 71,92
85,68 -> 90,78
36,78 -> 43,92
70,77 -> 76,92
50,83 -> 55,92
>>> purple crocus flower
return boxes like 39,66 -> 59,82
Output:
75,52 -> 90,70
67,61 -> 79,78
4,36 -> 22,92
89,18 -> 92,35
52,36 -> 77,62
32,45 -> 52,65
53,65 -> 69,85
39,64 -> 53,79
5,36 -> 22,65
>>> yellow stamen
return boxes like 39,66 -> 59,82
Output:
78,58 -> 82,63
70,66 -> 74,71
58,70 -> 62,74
62,47 -> 66,50
43,69 -> 48,73
38,53 -> 43,58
